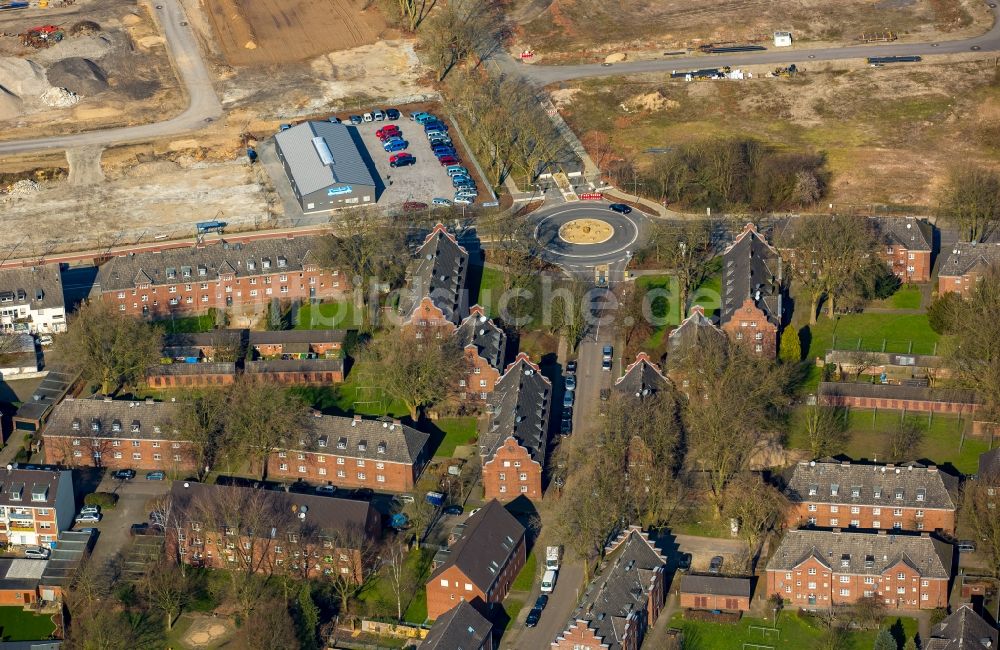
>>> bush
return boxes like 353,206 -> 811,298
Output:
84,492 -> 119,508
779,327 -> 802,364
927,292 -> 963,334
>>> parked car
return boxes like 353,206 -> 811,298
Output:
455,192 -> 478,201
602,344 -> 613,360
565,375 -> 576,391
376,125 -> 400,139
566,360 -> 577,374
525,608 -> 541,628
432,198 -> 452,207
677,552 -> 692,572
386,108 -> 401,120
439,156 -> 459,166
80,505 -> 100,516
410,111 -> 431,121
426,130 -> 447,139
609,203 -> 633,214
278,123 -> 291,132
111,469 -> 136,481
24,546 -> 50,559
315,484 -> 337,495
709,556 -> 724,574
76,528 -> 98,536
534,594 -> 549,611
423,121 -> 448,132
601,358 -> 612,372
403,201 -> 429,212
75,512 -> 101,523
327,115 -> 341,123
540,569 -> 558,593
145,471 -> 165,481
562,391 -> 574,408
443,505 -> 464,516
560,418 -> 572,436
958,540 -> 977,553
349,115 -> 363,125
389,153 -> 415,168
373,109 -> 386,121
453,196 -> 473,205
362,112 -> 374,122
384,139 -> 409,153
38,334 -> 53,346
434,145 -> 457,155
429,138 -> 453,148
413,112 -> 437,124
130,523 -> 163,537
446,165 -> 468,176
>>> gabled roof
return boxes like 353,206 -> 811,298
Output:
43,397 -> 186,441
766,529 -> 952,579
667,305 -> 726,359
785,459 -> 957,511
680,575 -> 752,598
0,265 -> 65,311
456,305 -> 507,371
293,414 -> 429,466
939,242 -> 1000,277
399,224 -> 469,325
558,528 -> 666,650
720,223 -> 781,326
421,601 -> 493,649
926,603 -> 999,650
0,467 -> 69,510
97,236 -> 328,292
614,352 -> 668,398
480,353 -> 551,465
430,499 -> 525,593
273,121 -> 377,194
874,217 -> 933,252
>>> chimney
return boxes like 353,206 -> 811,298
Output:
886,463 -> 895,469
927,465 -> 937,472
352,415 -> 361,427
103,396 -> 112,403
920,532 -> 929,538
392,419 -> 401,427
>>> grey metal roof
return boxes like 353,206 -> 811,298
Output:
163,330 -> 244,351
481,354 -> 551,465
680,574 -> 752,598
614,353 -> 669,397
430,499 -> 525,593
561,528 -> 666,650
399,225 -> 469,325
0,265 -> 65,311
939,241 -> 1000,277
146,362 -> 237,377
824,349 -> 945,369
818,381 -> 979,406
274,121 -> 377,195
926,603 -> 999,650
720,223 -> 782,326
292,414 -> 429,466
13,365 -> 77,424
96,236 -> 326,292
245,358 -> 344,375
455,306 -> 506,371
0,642 -> 63,650
43,397 -> 185,441
786,460 -> 957,510
873,217 -> 933,252
766,529 -> 952,579
421,601 -> 492,648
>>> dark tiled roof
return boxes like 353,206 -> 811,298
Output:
939,242 -> 1000,277
818,382 -> 979,406
456,306 -> 506,371
249,329 -> 347,345
680,575 -> 752,598
786,460 -> 956,510
163,330 -> 244,350
421,601 -> 492,649
720,223 -> 782,326
561,528 -> 666,650
874,217 -> 933,252
13,366 -> 77,424
147,362 -> 237,376
766,529 -> 952,579
430,499 -> 525,593
0,265 -> 65,311
481,354 -> 551,465
614,353 -> 669,397
980,448 -> 1000,479
0,468 -> 69,509
291,414 -> 429,466
399,225 -> 469,325
926,603 -> 999,650
96,236 -> 326,292
43,397 -> 185,441
667,306 -> 726,354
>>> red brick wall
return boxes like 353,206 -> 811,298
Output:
267,451 -> 416,492
878,248 -> 931,284
787,502 -> 955,535
0,589 -> 38,605
146,372 -> 237,389
939,273 -> 983,297
45,434 -> 199,472
482,439 -> 542,501
461,349 -> 501,401
818,393 -> 977,415
721,301 -> 778,358
679,593 -> 750,612
253,341 -> 341,357
426,532 -> 526,620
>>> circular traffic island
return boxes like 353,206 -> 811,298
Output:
558,218 -> 615,245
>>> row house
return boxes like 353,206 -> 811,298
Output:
95,236 -> 348,320
679,575 -> 752,613
765,529 -> 952,610
666,305 -> 727,394
41,397 -> 199,473
147,361 -> 238,389
426,500 -> 526,620
719,223 -> 782,358
873,217 -> 934,284
267,413 -> 430,493
420,601 -> 493,650
785,459 -> 958,535
938,241 -> 1000,296
614,352 -> 669,400
552,527 -> 667,650
398,224 -> 469,335
244,358 -> 344,385
167,481 -> 381,581
480,354 -> 551,501
0,265 -> 67,334
0,468 -> 74,547
248,329 -> 345,359
455,305 -> 507,402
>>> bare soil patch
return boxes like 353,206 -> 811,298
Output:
202,0 -> 389,66
559,218 -> 614,244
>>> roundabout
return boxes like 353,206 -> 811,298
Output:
529,202 -> 649,270
558,218 -> 615,245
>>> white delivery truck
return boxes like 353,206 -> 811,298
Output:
540,569 -> 558,593
545,545 -> 562,572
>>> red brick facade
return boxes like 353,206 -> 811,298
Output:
678,592 -> 750,612
787,502 -> 955,535
45,433 -> 200,473
402,297 -> 458,337
878,246 -> 931,284
553,620 -> 642,650
427,553 -> 525,621
266,449 -> 419,492
481,437 -> 542,501
721,299 -> 778,358
460,347 -> 501,402
940,273 -> 982,297
146,365 -> 237,389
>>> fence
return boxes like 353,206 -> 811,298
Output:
831,336 -> 938,356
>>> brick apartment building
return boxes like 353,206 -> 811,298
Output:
938,241 -> 1000,296
785,459 -> 958,535
167,481 -> 381,580
267,413 -> 430,493
421,601 -> 493,650
0,467 -> 75,547
0,265 -> 67,335
96,236 -> 348,320
479,354 -> 551,501
398,224 -> 469,333
614,352 -> 669,399
765,529 -> 952,610
426,500 -> 526,620
455,305 -> 507,402
719,223 -> 782,358
552,527 -> 667,650
679,575 -> 752,612
42,397 -> 199,473
873,217 -> 934,284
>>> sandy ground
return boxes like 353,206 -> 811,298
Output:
559,218 -> 614,244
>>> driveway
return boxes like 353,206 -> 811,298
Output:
501,553 -> 585,649
83,474 -> 171,566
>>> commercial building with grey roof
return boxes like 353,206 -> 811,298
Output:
274,121 -> 380,213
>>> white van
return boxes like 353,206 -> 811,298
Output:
540,569 -> 558,593
363,112 -> 374,122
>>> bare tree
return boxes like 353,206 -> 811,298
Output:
883,417 -> 925,462
800,404 -> 848,459
325,526 -> 381,616
222,377 -> 311,479
617,283 -> 653,353
383,538 -> 410,621
54,300 -> 163,395
245,600 -> 300,650
168,389 -> 226,479
942,267 -> 1000,424
938,164 -> 1000,242
723,472 -> 786,560
645,220 -> 714,316
546,280 -> 590,352
845,349 -> 884,382
850,596 -> 886,630
141,559 -> 188,631
961,476 -> 1000,577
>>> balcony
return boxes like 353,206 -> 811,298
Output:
9,523 -> 35,532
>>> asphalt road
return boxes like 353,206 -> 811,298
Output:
0,0 -> 221,156
530,203 -> 649,272
502,555 -> 584,649
503,1 -> 1000,84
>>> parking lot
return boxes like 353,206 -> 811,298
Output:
77,474 -> 171,566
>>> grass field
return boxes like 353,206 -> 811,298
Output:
429,417 -> 478,458
804,312 -> 940,359
786,406 -> 992,474
890,285 -> 923,310
157,313 -> 214,334
294,301 -> 360,330
512,550 -> 538,592
0,607 -> 55,641
289,371 -> 409,419
359,548 -> 433,624
637,268 -> 722,350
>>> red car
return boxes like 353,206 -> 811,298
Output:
438,155 -> 459,166
389,152 -> 415,168
403,201 -> 428,212
376,125 -> 400,140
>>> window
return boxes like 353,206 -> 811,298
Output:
921,593 -> 929,601
808,568 -> 817,575
893,508 -> 903,516
830,505 -> 839,513
377,475 -> 385,483
499,472 -> 506,481
872,507 -> 881,515
520,485 -> 528,493
915,509 -> 924,517
873,521 -> 881,528
132,453 -> 141,460
895,489 -> 904,500
840,575 -> 850,583
921,580 -> 929,587
298,466 -> 306,473
850,506 -> 860,514
850,520 -> 860,528
279,464 -> 288,471
916,488 -> 925,501
807,504 -> 817,512
864,577 -> 875,585
357,473 -> 366,480
337,470 -> 345,478
808,582 -> 817,590
851,486 -> 861,498
897,572 -> 905,580
173,454 -> 182,462
893,522 -> 902,530
830,518 -> 839,526
839,589 -> 850,597
831,484 -> 839,497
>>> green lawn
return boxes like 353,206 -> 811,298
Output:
786,406 -> 992,474
891,285 -> 923,310
294,301 -> 360,330
477,266 -> 505,319
804,312 -> 939,360
431,417 -> 478,458
502,598 -> 525,632
512,550 -> 538,592
0,607 -> 55,641
289,367 -> 409,419
637,269 -> 721,350
359,547 -> 433,624
157,313 -> 215,334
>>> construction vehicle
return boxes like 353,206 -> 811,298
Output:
773,64 -> 798,77
21,25 -> 64,48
